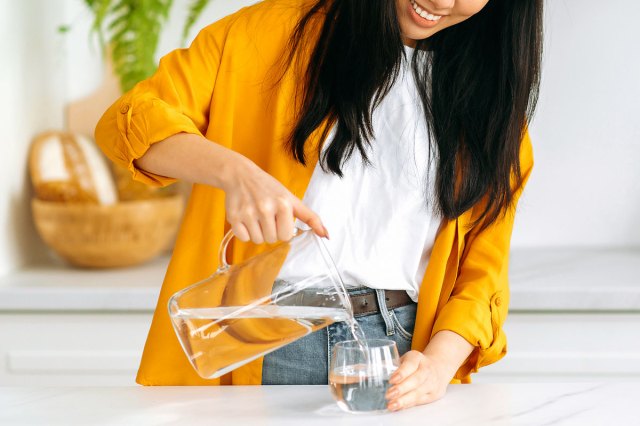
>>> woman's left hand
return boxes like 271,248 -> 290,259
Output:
385,350 -> 453,411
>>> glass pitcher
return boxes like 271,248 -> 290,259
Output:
168,227 -> 354,379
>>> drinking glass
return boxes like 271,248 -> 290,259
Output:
329,339 -> 400,414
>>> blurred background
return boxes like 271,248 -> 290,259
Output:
0,0 -> 638,385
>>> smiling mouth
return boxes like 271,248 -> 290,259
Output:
410,0 -> 443,22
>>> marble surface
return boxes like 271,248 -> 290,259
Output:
509,247 -> 640,311
0,247 -> 638,312
1,383 -> 638,425
0,256 -> 167,312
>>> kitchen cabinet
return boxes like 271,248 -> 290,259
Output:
475,312 -> 640,382
1,248 -> 638,386
476,248 -> 640,383
0,256 -> 164,386
0,313 -> 151,386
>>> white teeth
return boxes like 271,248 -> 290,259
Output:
410,0 -> 443,22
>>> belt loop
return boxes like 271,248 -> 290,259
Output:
326,325 -> 332,381
375,289 -> 395,336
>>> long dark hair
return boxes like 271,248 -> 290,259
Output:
280,0 -> 543,234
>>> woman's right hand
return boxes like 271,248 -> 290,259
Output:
221,155 -> 329,244
133,132 -> 327,244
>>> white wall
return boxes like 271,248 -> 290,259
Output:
1,0 -> 639,274
0,0 -> 68,274
515,0 -> 640,247
63,0 -> 258,102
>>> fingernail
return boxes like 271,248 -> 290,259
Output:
323,225 -> 330,239
386,389 -> 398,399
388,402 -> 399,411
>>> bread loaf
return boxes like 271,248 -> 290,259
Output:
29,131 -> 118,205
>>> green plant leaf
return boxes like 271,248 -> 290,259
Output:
83,0 -> 174,92
84,0 -> 113,48
182,0 -> 212,45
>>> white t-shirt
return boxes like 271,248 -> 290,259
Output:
276,45 -> 440,303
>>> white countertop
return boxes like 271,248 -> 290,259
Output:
0,247 -> 638,312
509,247 -> 640,311
1,383 -> 638,425
0,256 -> 168,312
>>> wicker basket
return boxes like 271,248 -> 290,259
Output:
32,195 -> 184,268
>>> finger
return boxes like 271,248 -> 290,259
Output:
256,200 -> 278,243
388,389 -> 434,412
231,222 -> 250,242
257,204 -> 278,244
385,367 -> 427,401
275,200 -> 295,241
244,220 -> 264,244
259,216 -> 278,244
291,199 -> 328,238
389,351 -> 422,385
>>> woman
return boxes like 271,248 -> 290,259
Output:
95,0 -> 542,411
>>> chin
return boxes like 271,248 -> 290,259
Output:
399,21 -> 439,42
401,29 -> 434,43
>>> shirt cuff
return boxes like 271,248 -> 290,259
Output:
116,96 -> 203,187
430,290 -> 506,382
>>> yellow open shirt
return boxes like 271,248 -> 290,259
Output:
95,0 -> 535,386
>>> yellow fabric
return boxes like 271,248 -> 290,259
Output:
95,0 -> 534,386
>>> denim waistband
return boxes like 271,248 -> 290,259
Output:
272,279 -> 409,298
345,285 -> 370,294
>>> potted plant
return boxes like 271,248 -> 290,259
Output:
83,0 -> 213,92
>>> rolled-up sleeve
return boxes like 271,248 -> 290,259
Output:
430,130 -> 535,383
94,13 -> 237,187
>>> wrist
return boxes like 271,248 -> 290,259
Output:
211,148 -> 254,192
423,348 -> 457,377
422,330 -> 476,380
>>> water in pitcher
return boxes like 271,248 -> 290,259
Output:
172,305 -> 355,379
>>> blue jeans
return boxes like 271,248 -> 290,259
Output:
262,287 -> 417,385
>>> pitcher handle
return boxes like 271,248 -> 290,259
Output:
216,227 -> 306,273
216,229 -> 235,273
